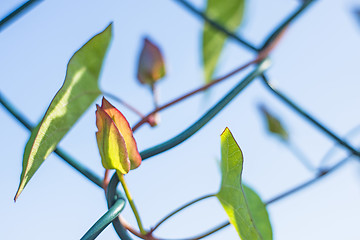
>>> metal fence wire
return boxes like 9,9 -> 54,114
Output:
1,0 -> 359,239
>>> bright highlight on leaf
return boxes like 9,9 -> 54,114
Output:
14,24 -> 113,201
217,127 -> 272,240
203,0 -> 245,83
137,38 -> 166,87
258,104 -> 289,141
96,97 -> 142,176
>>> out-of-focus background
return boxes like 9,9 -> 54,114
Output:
1,0 -> 360,239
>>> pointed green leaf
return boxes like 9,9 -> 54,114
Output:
203,0 -> 245,83
258,104 -> 289,141
15,24 -> 113,201
216,127 -> 263,240
243,184 -> 273,240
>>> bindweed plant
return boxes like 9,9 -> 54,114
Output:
2,0 -> 360,239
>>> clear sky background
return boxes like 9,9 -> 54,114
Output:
1,0 -> 360,239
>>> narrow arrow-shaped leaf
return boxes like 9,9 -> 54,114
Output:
203,0 -> 245,83
15,24 -> 113,201
258,104 -> 289,141
217,127 -> 263,240
243,184 -> 273,240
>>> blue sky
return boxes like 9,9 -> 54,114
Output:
1,0 -> 360,239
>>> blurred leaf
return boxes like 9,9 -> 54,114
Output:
15,24 -> 112,201
203,0 -> 245,83
137,38 -> 166,87
96,97 -> 141,171
258,104 -> 289,141
216,127 -> 264,239
243,185 -> 273,240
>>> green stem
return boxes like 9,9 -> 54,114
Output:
118,174 -> 147,235
106,174 -> 133,240
182,222 -> 230,240
150,194 -> 215,233
156,221 -> 231,240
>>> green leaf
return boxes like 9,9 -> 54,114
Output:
14,24 -> 113,201
258,104 -> 289,141
216,127 -> 263,240
203,0 -> 245,83
243,184 -> 273,240
96,102 -> 130,175
96,97 -> 142,172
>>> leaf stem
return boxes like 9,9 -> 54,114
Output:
151,85 -> 160,110
118,174 -> 147,235
106,174 -> 134,240
150,194 -> 215,234
182,222 -> 230,240
156,221 -> 231,240
118,216 -> 148,239
149,84 -> 160,127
